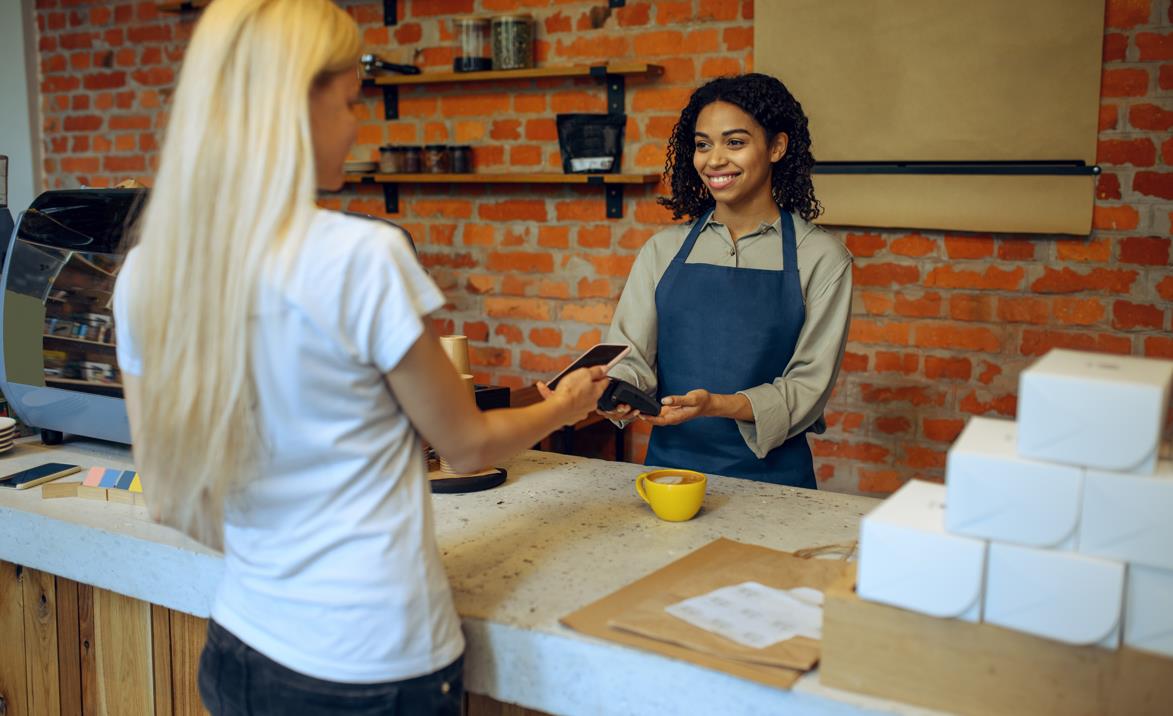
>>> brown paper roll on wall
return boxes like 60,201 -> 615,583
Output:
439,334 -> 471,374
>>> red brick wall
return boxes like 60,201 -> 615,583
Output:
31,0 -> 1173,494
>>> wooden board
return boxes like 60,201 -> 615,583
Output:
23,568 -> 61,714
41,482 -> 79,499
368,62 -> 662,86
467,692 -> 551,716
0,562 -> 28,716
55,577 -> 83,716
169,611 -> 209,716
94,588 -> 154,714
821,571 -> 1173,716
151,604 -> 174,716
78,583 -> 99,715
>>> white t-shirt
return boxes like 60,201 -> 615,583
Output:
113,210 -> 464,683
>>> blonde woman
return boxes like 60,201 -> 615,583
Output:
113,1 -> 608,713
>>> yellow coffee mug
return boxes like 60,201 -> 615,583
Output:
636,469 -> 707,521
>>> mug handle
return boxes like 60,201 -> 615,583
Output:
636,474 -> 650,505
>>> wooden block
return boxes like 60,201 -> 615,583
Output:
132,494 -> 148,507
76,486 -> 108,502
821,570 -> 1173,716
106,489 -> 135,506
41,482 -> 80,499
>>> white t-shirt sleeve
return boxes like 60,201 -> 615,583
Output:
112,250 -> 143,377
340,223 -> 445,374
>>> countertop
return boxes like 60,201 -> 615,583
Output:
0,437 -> 945,716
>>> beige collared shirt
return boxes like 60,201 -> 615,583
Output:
605,212 -> 853,458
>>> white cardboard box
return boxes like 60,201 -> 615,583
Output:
1125,564 -> 1173,659
1017,349 -> 1173,474
984,542 -> 1124,647
946,417 -> 1083,548
858,480 -> 986,622
1079,460 -> 1173,570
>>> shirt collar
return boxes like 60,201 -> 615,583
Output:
702,212 -> 784,239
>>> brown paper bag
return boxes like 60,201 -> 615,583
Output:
561,539 -> 852,690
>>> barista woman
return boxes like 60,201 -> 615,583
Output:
604,73 -> 853,489
114,1 -> 607,714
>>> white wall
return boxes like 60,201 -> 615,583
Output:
0,0 -> 40,212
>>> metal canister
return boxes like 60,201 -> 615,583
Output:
451,145 -> 473,173
491,14 -> 534,70
378,145 -> 404,174
423,145 -> 452,174
401,146 -> 422,173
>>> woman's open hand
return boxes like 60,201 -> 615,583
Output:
640,388 -> 712,426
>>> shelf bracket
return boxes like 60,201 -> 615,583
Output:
382,183 -> 398,214
606,74 -> 625,115
605,185 -> 624,219
382,85 -> 398,120
383,0 -> 397,26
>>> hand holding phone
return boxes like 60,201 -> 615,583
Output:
0,462 -> 81,490
544,343 -> 631,391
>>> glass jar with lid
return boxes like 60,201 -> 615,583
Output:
491,14 -> 534,71
423,145 -> 452,174
450,146 -> 473,174
453,17 -> 491,72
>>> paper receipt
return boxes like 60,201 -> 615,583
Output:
664,582 -> 824,649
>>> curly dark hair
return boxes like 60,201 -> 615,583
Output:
658,73 -> 821,222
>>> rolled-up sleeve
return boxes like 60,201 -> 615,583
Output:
735,255 -> 853,458
604,239 -> 664,425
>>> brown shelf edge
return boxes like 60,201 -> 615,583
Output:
367,63 -> 664,87
45,377 -> 123,389
157,0 -> 210,13
43,334 -> 116,348
344,173 -> 661,185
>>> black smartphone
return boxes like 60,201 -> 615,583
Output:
545,343 -> 631,391
0,462 -> 81,490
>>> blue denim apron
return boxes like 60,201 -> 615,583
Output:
644,208 -> 816,488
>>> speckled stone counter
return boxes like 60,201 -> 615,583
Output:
0,438 -> 944,716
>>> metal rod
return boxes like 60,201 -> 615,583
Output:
812,161 -> 1100,176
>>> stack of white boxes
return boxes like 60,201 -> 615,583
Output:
857,349 -> 1173,657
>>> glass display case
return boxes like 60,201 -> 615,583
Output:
0,189 -> 143,444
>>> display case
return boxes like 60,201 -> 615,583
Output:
0,189 -> 143,444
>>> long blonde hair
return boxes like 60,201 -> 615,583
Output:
127,0 -> 361,548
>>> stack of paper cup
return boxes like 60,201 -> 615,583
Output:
439,335 -> 471,374
439,374 -> 476,475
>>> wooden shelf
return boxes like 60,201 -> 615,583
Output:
46,377 -> 122,389
68,255 -> 116,278
365,62 -> 663,87
345,173 -> 660,185
346,173 -> 661,218
43,334 -> 116,349
158,0 -> 210,13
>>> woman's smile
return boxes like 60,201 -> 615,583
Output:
705,171 -> 740,190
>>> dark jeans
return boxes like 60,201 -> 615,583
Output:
198,619 -> 464,716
